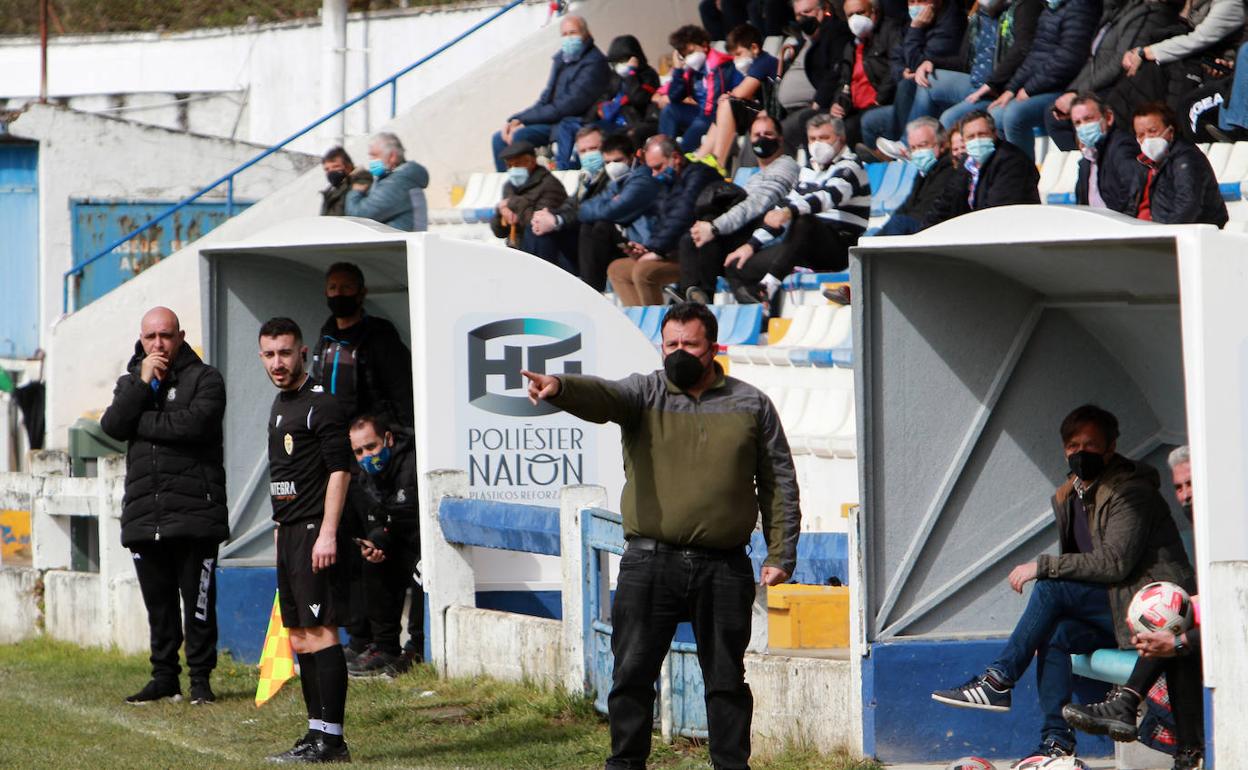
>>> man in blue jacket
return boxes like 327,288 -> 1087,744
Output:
575,138 -> 661,292
491,15 -> 610,172
345,132 -> 430,231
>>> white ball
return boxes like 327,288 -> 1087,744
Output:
1013,757 -> 1050,770
1126,581 -> 1194,636
1039,757 -> 1091,770
946,758 -> 996,770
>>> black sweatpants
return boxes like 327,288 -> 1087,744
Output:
363,520 -> 424,656
678,222 -> 760,296
131,537 -> 219,682
725,215 -> 855,290
578,220 -> 624,292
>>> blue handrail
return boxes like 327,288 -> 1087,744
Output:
62,0 -> 528,313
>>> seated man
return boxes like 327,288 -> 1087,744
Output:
659,24 -> 741,152
932,405 -> 1196,764
725,114 -> 870,307
679,113 -> 800,303
696,23 -> 782,170
1130,101 -> 1227,227
778,0 -> 856,152
827,0 -> 905,150
320,146 -> 355,216
491,141 -> 570,264
344,133 -> 429,231
528,125 -> 612,271
1069,93 -> 1144,214
607,136 -> 722,306
573,135 -> 661,292
1063,444 -> 1205,770
490,15 -> 610,172
878,116 -> 958,235
925,110 -> 1039,226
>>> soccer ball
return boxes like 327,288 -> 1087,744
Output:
1013,757 -> 1049,770
1039,758 -> 1090,769
1126,581 -> 1194,635
946,758 -> 995,770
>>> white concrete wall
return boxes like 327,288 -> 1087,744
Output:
42,0 -> 695,448
0,567 -> 41,643
745,653 -> 856,757
1210,560 -> 1248,768
444,606 -> 564,688
0,2 -> 553,153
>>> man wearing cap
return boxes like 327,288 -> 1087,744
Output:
491,141 -> 569,262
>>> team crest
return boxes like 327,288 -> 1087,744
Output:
166,387 -> 177,401
284,433 -> 294,455
396,489 -> 406,503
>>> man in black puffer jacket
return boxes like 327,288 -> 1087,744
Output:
100,306 -> 227,706
1130,101 -> 1227,227
926,110 -> 1040,225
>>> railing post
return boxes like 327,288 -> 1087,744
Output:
559,484 -> 606,696
420,469 -> 474,677
227,177 -> 235,218
30,450 -> 71,570
390,80 -> 398,120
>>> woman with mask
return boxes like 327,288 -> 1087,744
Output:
1128,101 -> 1227,226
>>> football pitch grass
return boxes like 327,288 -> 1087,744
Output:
0,640 -> 882,769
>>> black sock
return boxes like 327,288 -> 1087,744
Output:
296,652 -> 323,734
313,645 -> 348,745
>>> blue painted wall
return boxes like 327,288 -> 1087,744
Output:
865,638 -> 1114,763
0,143 -> 39,358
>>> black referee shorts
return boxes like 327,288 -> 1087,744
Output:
276,518 -> 348,629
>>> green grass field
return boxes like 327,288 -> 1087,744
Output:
0,641 -> 880,769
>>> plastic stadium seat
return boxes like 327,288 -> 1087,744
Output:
1037,149 -> 1066,202
865,162 -> 889,193
873,162 -> 918,218
869,162 -> 903,217
709,305 -> 764,346
1206,142 -> 1233,180
763,35 -> 784,56
1220,142 -> 1248,182
553,170 -> 584,197
733,166 -> 761,186
1218,182 -> 1243,202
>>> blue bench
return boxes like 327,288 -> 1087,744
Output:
1071,648 -> 1138,686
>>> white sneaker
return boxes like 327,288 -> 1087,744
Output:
875,137 -> 910,161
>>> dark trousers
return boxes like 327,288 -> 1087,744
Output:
878,212 -> 924,236
1126,648 -> 1206,751
606,545 -> 755,770
725,215 -> 854,289
362,521 -> 424,656
678,223 -> 759,296
988,579 -> 1118,745
131,537 -> 219,682
520,226 -> 579,276
579,220 -> 624,292
345,544 -> 372,651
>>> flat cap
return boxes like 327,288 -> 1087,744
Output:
499,140 -> 537,159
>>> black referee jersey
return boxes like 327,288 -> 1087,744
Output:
268,375 -> 354,524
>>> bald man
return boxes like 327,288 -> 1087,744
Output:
101,307 -> 228,706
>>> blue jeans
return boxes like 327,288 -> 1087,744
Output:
491,122 -> 555,171
660,101 -> 713,152
861,79 -> 918,149
940,97 -> 992,130
988,92 -> 1059,161
911,70 -> 977,125
987,579 -> 1117,745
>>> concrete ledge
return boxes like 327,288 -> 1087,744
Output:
44,570 -> 107,647
746,651 -> 855,756
445,606 -> 562,689
106,575 -> 149,654
0,567 -> 41,643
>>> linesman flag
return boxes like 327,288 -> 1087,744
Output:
255,590 -> 294,707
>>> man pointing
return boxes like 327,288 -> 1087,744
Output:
523,301 -> 801,770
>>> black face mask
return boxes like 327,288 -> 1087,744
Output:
1068,450 -> 1106,482
327,293 -> 361,319
664,349 -> 708,390
326,170 -> 347,187
752,136 -> 781,159
797,15 -> 819,34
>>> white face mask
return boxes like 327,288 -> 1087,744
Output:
614,62 -> 632,76
683,50 -> 708,72
604,160 -> 631,181
808,140 -> 840,168
848,13 -> 875,38
1139,135 -> 1170,162
734,55 -> 755,75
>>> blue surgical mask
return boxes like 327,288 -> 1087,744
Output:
1075,120 -> 1105,148
368,159 -> 387,178
507,166 -> 531,187
579,150 -> 605,175
561,35 -> 585,59
358,445 -> 391,476
909,147 -> 938,174
908,4 -> 927,19
655,167 -> 675,185
965,136 -> 996,165
1045,0 -> 1062,9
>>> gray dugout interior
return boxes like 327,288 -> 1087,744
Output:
200,227 -> 412,566
852,208 -> 1198,641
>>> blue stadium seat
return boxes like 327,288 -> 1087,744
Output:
709,304 -> 764,345
869,162 -> 904,217
1047,192 -> 1077,205
1219,181 -> 1242,202
879,163 -> 918,217
733,166 -> 761,187
865,161 -> 889,193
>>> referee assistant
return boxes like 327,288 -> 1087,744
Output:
259,317 -> 355,764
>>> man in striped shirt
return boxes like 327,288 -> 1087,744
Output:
725,113 -> 871,306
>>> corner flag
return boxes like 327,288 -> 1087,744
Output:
255,590 -> 294,707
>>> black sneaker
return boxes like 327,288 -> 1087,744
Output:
266,732 -> 320,763
306,738 -> 351,763
348,649 -> 401,679
685,286 -> 711,305
1011,735 -> 1075,768
190,678 -> 216,705
1172,747 -> 1203,770
931,671 -> 1012,712
733,284 -> 766,305
397,648 -> 423,673
125,679 -> 182,705
1062,686 -> 1139,741
342,643 -> 369,666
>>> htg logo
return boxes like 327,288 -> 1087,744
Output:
467,318 -> 582,416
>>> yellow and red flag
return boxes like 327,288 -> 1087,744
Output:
255,590 -> 294,707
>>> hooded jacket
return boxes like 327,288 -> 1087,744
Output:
1038,454 -> 1195,648
512,39 -> 611,126
345,161 -> 430,231
598,35 -> 661,126
100,342 -> 228,548
1133,138 -> 1228,227
491,165 -> 570,243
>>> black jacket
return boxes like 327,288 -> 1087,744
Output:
312,314 -> 415,428
1075,124 -> 1147,213
347,434 -> 419,552
321,179 -> 350,216
553,170 -> 613,231
1067,1 -> 1188,95
100,342 -> 228,548
643,160 -> 722,255
805,16 -> 857,110
898,0 -> 968,74
895,157 -> 959,221
836,17 -> 907,112
929,0 -> 1043,94
1007,0 -> 1102,95
1135,139 -> 1228,227
926,140 -> 1040,224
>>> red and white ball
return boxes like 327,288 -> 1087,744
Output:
946,758 -> 996,770
1126,581 -> 1194,636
